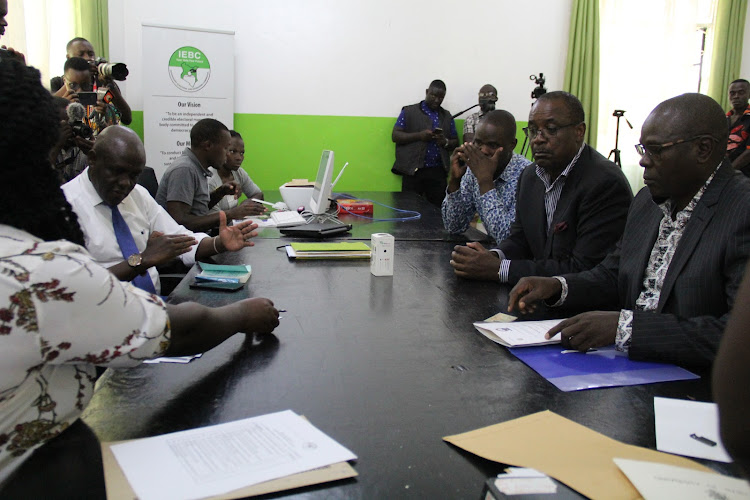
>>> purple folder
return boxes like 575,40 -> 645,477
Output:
508,345 -> 699,392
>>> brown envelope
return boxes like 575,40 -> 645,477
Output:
101,440 -> 357,500
443,410 -> 715,500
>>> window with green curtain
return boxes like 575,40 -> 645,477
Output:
73,0 -> 109,59
563,0 -> 600,148
707,0 -> 747,110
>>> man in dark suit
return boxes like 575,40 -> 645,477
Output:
450,91 -> 632,285
508,93 -> 750,370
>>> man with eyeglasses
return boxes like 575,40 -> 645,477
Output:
726,79 -> 750,176
450,91 -> 632,286
53,57 -> 120,136
507,93 -> 750,370
442,110 -> 530,242
462,84 -> 499,144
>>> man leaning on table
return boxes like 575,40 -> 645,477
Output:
508,93 -> 750,370
450,91 -> 632,285
63,125 -> 259,295
441,109 -> 531,242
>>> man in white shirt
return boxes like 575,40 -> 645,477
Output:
63,126 -> 258,294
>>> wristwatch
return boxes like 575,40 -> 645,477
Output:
127,253 -> 143,267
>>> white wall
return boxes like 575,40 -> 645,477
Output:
108,0 -> 572,121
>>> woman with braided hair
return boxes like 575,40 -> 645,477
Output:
0,57 -> 279,490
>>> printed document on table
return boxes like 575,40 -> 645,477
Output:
473,319 -> 563,347
614,458 -> 750,499
110,410 -> 357,500
654,397 -> 732,462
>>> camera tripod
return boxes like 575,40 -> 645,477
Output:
608,109 -> 633,168
520,73 -> 547,158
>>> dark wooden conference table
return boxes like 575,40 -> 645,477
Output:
13,192 -> 729,499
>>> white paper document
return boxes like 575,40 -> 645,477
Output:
473,319 -> 563,347
614,458 -> 750,500
110,410 -> 357,500
654,397 -> 732,463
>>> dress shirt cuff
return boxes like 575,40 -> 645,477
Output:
546,276 -> 568,307
615,309 -> 634,352
488,249 -> 509,282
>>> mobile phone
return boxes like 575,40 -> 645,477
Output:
434,127 -> 444,134
189,280 -> 244,292
77,91 -> 98,106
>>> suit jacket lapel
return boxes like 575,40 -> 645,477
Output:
543,158 -> 583,256
657,161 -> 732,311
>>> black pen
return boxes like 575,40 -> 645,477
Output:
690,433 -> 717,446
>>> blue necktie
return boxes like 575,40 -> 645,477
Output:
110,205 -> 157,294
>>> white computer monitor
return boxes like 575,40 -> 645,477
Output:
309,150 -> 335,215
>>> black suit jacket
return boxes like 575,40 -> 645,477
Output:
563,160 -> 750,369
496,145 -> 633,284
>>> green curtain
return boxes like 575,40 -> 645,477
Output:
708,0 -> 747,110
563,0 -> 600,148
73,0 -> 109,59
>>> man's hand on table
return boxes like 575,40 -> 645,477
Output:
544,312 -> 619,351
450,242 -> 501,280
508,277 -> 562,314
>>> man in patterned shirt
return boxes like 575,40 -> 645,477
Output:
462,84 -> 498,144
508,93 -> 750,370
442,110 -> 530,241
726,79 -> 750,175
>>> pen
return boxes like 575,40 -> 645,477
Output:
690,433 -> 717,446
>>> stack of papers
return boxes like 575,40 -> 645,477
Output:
196,262 -> 252,284
473,319 -> 562,347
286,242 -> 371,260
105,410 -> 357,500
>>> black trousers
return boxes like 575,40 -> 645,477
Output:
401,167 -> 447,207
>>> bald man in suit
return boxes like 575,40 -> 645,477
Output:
509,93 -> 750,370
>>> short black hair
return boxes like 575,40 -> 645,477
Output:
229,130 -> 242,140
64,56 -> 91,73
429,79 -> 446,91
731,79 -> 750,87
66,37 -> 90,51
190,118 -> 229,146
536,91 -> 585,124
481,110 -> 517,142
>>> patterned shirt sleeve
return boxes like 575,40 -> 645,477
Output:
441,174 -> 478,234
395,108 -> 407,128
615,309 -> 634,352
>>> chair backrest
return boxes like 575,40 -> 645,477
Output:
137,166 -> 158,198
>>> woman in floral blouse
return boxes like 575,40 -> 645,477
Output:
0,57 -> 280,486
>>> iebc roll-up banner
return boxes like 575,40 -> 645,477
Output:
142,23 -> 234,180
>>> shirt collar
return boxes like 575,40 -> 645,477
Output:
658,161 -> 721,220
535,142 -> 585,191
420,100 -> 439,116
184,148 -> 213,178
77,167 -> 107,206
727,104 -> 750,117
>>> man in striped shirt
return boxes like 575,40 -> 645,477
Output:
450,91 -> 632,286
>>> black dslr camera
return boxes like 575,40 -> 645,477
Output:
93,57 -> 129,81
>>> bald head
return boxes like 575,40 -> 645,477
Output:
89,126 -> 146,206
646,93 -> 727,163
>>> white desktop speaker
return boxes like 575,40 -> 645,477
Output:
370,233 -> 394,276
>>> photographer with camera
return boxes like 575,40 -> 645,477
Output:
50,37 -> 131,126
49,96 -> 93,184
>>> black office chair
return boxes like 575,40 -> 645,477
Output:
136,166 -> 159,198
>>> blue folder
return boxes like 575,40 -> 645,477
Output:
508,345 -> 699,392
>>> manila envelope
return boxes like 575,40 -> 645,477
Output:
444,410 -> 714,500
101,440 -> 357,500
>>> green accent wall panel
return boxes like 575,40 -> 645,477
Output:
128,111 -> 530,192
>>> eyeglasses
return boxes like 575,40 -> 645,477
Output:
523,122 -> 582,139
635,135 -> 719,159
